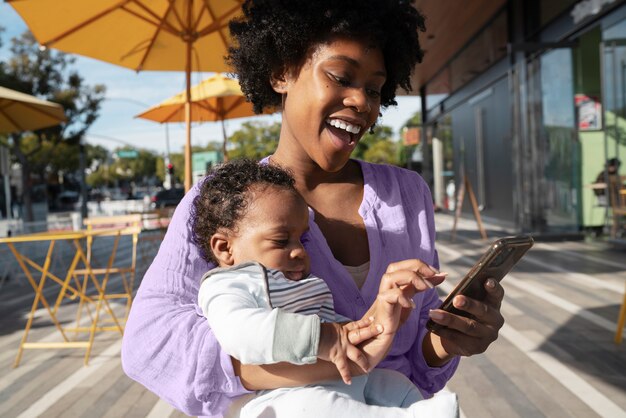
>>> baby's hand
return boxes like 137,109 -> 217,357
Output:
318,321 -> 380,384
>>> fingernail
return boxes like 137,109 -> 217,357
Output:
486,279 -> 496,288
454,296 -> 466,307
434,272 -> 449,278
410,299 -> 416,308
428,264 -> 441,274
375,324 -> 383,333
369,316 -> 375,322
429,309 -> 444,320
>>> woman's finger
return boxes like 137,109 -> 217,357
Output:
385,259 -> 432,275
345,321 -> 384,345
451,294 -> 503,330
483,278 -> 505,309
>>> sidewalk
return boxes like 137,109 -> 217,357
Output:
0,212 -> 624,417
434,213 -> 626,418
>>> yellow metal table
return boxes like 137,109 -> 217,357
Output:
0,228 -> 127,366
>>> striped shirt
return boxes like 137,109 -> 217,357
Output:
264,267 -> 336,322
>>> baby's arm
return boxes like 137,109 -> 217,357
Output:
199,266 -> 319,365
198,264 -> 377,383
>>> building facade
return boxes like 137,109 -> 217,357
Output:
415,0 -> 626,235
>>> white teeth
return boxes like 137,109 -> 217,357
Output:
326,118 -> 361,134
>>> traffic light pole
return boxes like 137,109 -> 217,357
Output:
164,124 -> 172,190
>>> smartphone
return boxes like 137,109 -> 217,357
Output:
426,235 -> 534,332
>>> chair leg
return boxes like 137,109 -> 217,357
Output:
616,284 -> 626,344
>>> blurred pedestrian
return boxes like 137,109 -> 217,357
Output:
594,158 -> 622,205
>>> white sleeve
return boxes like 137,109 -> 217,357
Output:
198,265 -> 320,365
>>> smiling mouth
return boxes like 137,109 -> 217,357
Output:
325,118 -> 362,145
326,118 -> 362,134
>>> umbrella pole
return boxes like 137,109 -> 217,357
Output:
221,118 -> 229,162
184,42 -> 193,192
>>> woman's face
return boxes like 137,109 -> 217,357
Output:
276,37 -> 386,172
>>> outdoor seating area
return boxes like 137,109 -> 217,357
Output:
0,209 -> 174,369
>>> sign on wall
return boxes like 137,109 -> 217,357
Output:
575,94 -> 602,131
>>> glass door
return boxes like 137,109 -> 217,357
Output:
527,48 -> 580,232
601,37 -> 626,186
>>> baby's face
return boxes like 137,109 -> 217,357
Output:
228,186 -> 310,281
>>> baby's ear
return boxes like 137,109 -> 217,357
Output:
210,231 -> 234,266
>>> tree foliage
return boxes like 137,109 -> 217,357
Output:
228,121 -> 280,160
353,125 -> 399,165
0,31 -> 105,220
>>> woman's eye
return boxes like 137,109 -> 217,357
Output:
331,74 -> 350,86
272,239 -> 289,247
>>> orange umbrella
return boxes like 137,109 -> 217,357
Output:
135,74 -> 264,160
0,86 -> 66,133
8,0 -> 244,191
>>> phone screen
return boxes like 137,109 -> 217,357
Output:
427,235 -> 534,332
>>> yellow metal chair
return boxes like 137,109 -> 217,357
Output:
70,215 -> 142,347
608,176 -> 626,239
608,177 -> 626,343
137,208 -> 174,272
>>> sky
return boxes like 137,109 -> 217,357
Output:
0,4 -> 424,156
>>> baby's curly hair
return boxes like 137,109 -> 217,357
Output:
227,0 -> 425,114
191,158 -> 298,264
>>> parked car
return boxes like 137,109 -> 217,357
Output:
150,187 -> 185,209
55,191 -> 81,211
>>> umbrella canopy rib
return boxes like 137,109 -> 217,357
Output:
199,3 -> 239,40
123,3 -> 179,34
36,0 -> 133,47
136,3 -> 175,71
0,108 -> 21,131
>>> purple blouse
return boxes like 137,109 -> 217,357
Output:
121,160 -> 459,417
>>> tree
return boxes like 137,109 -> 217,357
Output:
353,124 -> 399,165
404,111 -> 422,127
0,31 -> 105,221
228,121 -> 280,160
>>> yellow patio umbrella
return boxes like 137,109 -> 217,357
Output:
0,86 -> 66,133
8,0 -> 244,191
135,73 -> 260,161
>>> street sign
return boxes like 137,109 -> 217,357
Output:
116,150 -> 138,159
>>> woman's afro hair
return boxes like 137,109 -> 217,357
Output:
227,0 -> 425,114
191,158 -> 298,264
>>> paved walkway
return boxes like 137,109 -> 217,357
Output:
0,213 -> 625,417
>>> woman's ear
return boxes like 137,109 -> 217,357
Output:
270,68 -> 289,94
210,231 -> 234,266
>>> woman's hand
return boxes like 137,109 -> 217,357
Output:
359,259 -> 447,367
425,277 -> 505,364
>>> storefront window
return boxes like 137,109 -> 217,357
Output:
602,19 -> 626,194
536,48 -> 580,230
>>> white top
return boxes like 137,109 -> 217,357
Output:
198,262 -> 340,365
343,261 -> 370,289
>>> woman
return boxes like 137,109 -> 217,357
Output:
121,1 -> 505,416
